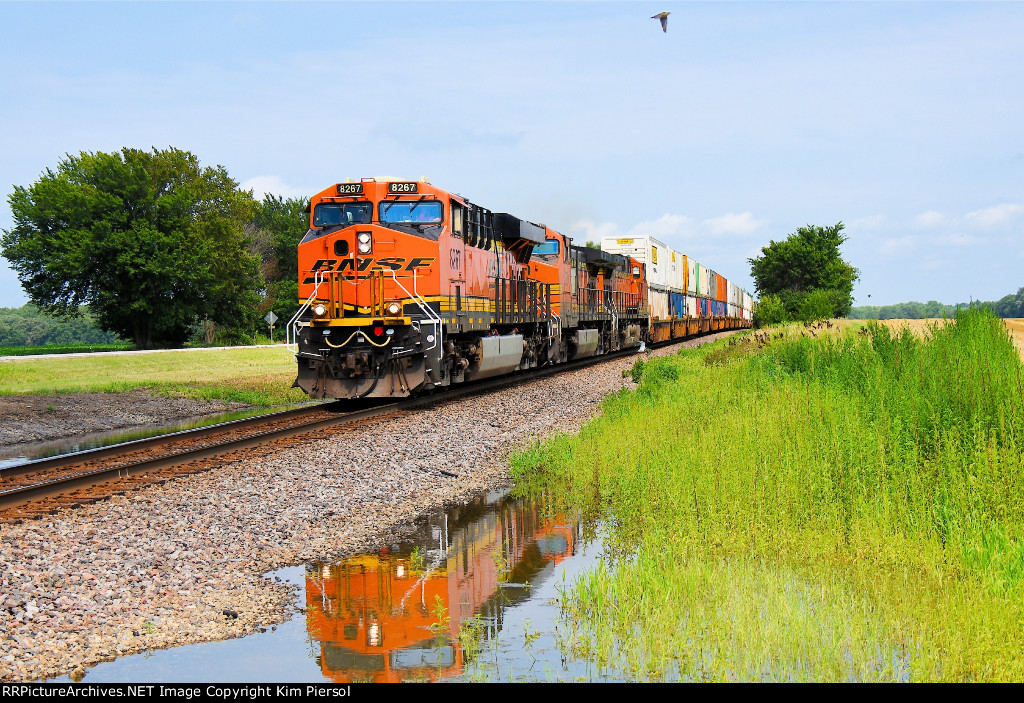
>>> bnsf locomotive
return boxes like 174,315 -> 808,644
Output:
288,178 -> 752,399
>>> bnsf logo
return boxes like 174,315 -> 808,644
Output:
302,257 -> 435,283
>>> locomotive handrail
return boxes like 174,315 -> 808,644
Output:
386,268 -> 442,357
530,284 -> 560,343
287,270 -> 326,353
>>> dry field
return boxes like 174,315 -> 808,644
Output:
1006,318 -> 1024,358
873,318 -> 1024,360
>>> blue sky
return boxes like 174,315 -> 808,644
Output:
1,1 -> 1022,308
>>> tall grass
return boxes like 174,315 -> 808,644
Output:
512,308 -> 1024,681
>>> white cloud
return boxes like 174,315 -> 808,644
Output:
626,214 -> 696,241
965,203 -> 1024,228
575,210 -> 769,255
913,211 -> 946,228
239,175 -> 307,200
701,211 -> 767,236
566,210 -> 767,251
568,219 -> 620,243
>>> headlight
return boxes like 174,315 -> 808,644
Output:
357,231 -> 372,254
385,301 -> 401,316
312,303 -> 328,316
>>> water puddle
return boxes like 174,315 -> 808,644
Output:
41,484 -> 915,682
0,404 -> 320,470
49,490 -> 621,683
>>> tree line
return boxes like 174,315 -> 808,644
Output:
849,287 -> 1024,320
1,147 -> 308,348
0,303 -> 123,347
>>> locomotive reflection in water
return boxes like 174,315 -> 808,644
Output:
304,491 -> 577,683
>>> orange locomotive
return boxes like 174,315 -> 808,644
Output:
290,178 -> 648,399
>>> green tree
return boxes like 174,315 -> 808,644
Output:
1,147 -> 262,348
752,293 -> 790,326
748,222 -> 859,322
249,194 -> 309,330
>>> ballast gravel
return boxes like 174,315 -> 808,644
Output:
0,333 -> 736,681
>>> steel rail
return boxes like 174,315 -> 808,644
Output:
0,403 -> 334,480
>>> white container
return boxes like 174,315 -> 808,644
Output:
668,249 -> 686,293
697,263 -> 711,298
602,235 -> 671,290
687,258 -> 697,295
649,289 -> 669,320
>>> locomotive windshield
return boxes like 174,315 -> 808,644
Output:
532,240 -> 559,256
379,199 -> 443,224
313,202 -> 373,227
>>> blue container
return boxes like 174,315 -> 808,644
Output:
668,291 -> 687,317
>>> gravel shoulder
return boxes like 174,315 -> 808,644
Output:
0,390 -> 251,447
0,332 -> 738,681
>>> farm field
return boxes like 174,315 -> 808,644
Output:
512,308 -> 1024,681
0,345 -> 305,406
862,318 -> 1024,360
1003,318 -> 1024,357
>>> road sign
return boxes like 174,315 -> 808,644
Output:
264,311 -> 278,326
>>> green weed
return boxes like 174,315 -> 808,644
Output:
429,595 -> 450,635
514,308 -> 1024,681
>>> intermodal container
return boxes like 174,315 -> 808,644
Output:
649,289 -> 669,319
698,264 -> 711,298
668,291 -> 687,318
668,250 -> 687,293
601,235 -> 671,290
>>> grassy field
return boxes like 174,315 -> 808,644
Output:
0,346 -> 306,405
512,308 -> 1024,681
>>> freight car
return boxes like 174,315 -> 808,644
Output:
288,178 -> 752,399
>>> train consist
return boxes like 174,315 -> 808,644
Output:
288,178 -> 753,399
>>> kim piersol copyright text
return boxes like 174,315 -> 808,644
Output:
1,684 -> 355,700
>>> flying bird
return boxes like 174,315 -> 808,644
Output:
652,11 -> 670,33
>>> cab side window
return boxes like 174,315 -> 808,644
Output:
451,202 -> 464,238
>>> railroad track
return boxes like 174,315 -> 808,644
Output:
0,347 -> 654,524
